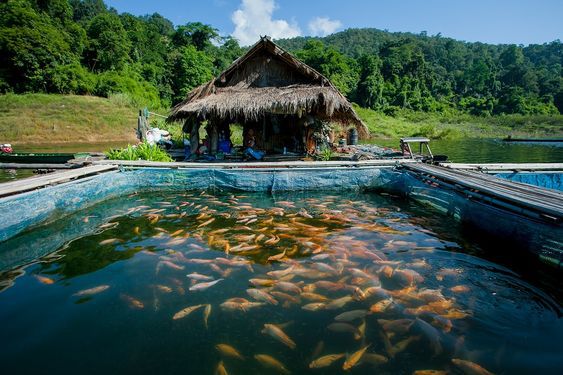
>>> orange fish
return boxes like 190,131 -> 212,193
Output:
34,275 -> 54,285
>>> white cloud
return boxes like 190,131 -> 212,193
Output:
308,16 -> 342,36
231,0 -> 301,46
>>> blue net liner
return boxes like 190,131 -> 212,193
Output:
396,171 -> 563,268
0,167 -> 403,243
495,172 -> 562,191
0,195 -> 141,271
1,166 -> 561,270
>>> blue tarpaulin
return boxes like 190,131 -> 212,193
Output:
495,172 -> 562,191
0,167 -> 402,243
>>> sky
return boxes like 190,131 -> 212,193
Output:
104,0 -> 563,46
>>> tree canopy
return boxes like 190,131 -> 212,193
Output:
0,1 -> 561,116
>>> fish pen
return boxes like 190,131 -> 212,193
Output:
0,159 -> 562,374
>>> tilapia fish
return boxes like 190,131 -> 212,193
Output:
334,309 -> 370,322
189,278 -> 224,292
216,344 -> 244,360
451,359 -> 495,375
309,354 -> 345,369
73,285 -> 110,297
262,323 -> 296,349
254,354 -> 291,374
172,304 -> 204,320
343,344 -> 371,370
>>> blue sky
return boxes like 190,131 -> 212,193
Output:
105,0 -> 562,46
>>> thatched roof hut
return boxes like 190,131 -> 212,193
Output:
168,36 -> 368,156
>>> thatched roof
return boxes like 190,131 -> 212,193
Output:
168,36 -> 368,138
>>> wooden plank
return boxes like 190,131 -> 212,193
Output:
0,165 -> 117,197
439,163 -> 563,172
412,164 -> 562,204
404,163 -> 563,218
0,162 -> 81,169
407,164 -> 563,214
93,159 -> 417,169
415,174 -> 562,216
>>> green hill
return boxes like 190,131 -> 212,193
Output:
0,94 -> 139,144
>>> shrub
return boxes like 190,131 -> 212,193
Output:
46,62 -> 97,94
106,142 -> 173,162
95,69 -> 162,108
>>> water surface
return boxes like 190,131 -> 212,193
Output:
0,191 -> 560,374
369,138 -> 563,163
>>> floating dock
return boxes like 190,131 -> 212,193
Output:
402,163 -> 562,222
400,163 -> 562,267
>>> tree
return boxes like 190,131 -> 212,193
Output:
170,45 -> 214,103
69,0 -> 107,23
355,54 -> 385,110
296,40 -> 359,96
172,22 -> 219,51
0,0 -> 76,92
212,36 -> 244,73
35,0 -> 73,23
85,13 -> 131,72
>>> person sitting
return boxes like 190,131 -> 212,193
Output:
243,129 -> 264,160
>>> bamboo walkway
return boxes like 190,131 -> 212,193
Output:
403,163 -> 563,221
0,164 -> 117,198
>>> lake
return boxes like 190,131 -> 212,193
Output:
368,138 -> 563,164
0,190 -> 561,375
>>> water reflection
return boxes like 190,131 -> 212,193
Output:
370,138 -> 563,163
0,191 -> 561,374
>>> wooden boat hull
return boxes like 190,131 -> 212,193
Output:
0,153 -> 78,164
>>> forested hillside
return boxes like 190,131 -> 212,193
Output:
278,29 -> 562,116
0,0 -> 243,110
1,0 -> 562,119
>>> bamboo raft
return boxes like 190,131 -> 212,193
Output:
403,163 -> 563,222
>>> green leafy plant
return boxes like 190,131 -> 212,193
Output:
318,147 -> 333,161
105,142 -> 173,162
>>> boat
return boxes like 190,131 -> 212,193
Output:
502,137 -> 563,143
0,152 -> 87,164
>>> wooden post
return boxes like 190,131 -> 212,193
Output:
209,121 -> 218,155
190,121 -> 200,154
137,110 -> 144,141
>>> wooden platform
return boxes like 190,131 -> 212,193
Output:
439,162 -> 563,173
403,163 -> 563,221
0,162 -> 81,170
0,164 -> 117,198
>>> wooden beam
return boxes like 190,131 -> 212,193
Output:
404,163 -> 563,219
0,163 -> 82,169
93,159 -> 416,169
0,165 -> 117,198
439,163 -> 563,172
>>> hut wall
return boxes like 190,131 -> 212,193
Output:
224,51 -> 311,88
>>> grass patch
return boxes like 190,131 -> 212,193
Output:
0,93 -> 142,144
353,104 -> 563,140
1,94 -> 561,146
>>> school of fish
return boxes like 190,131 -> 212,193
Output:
23,191 -> 502,374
